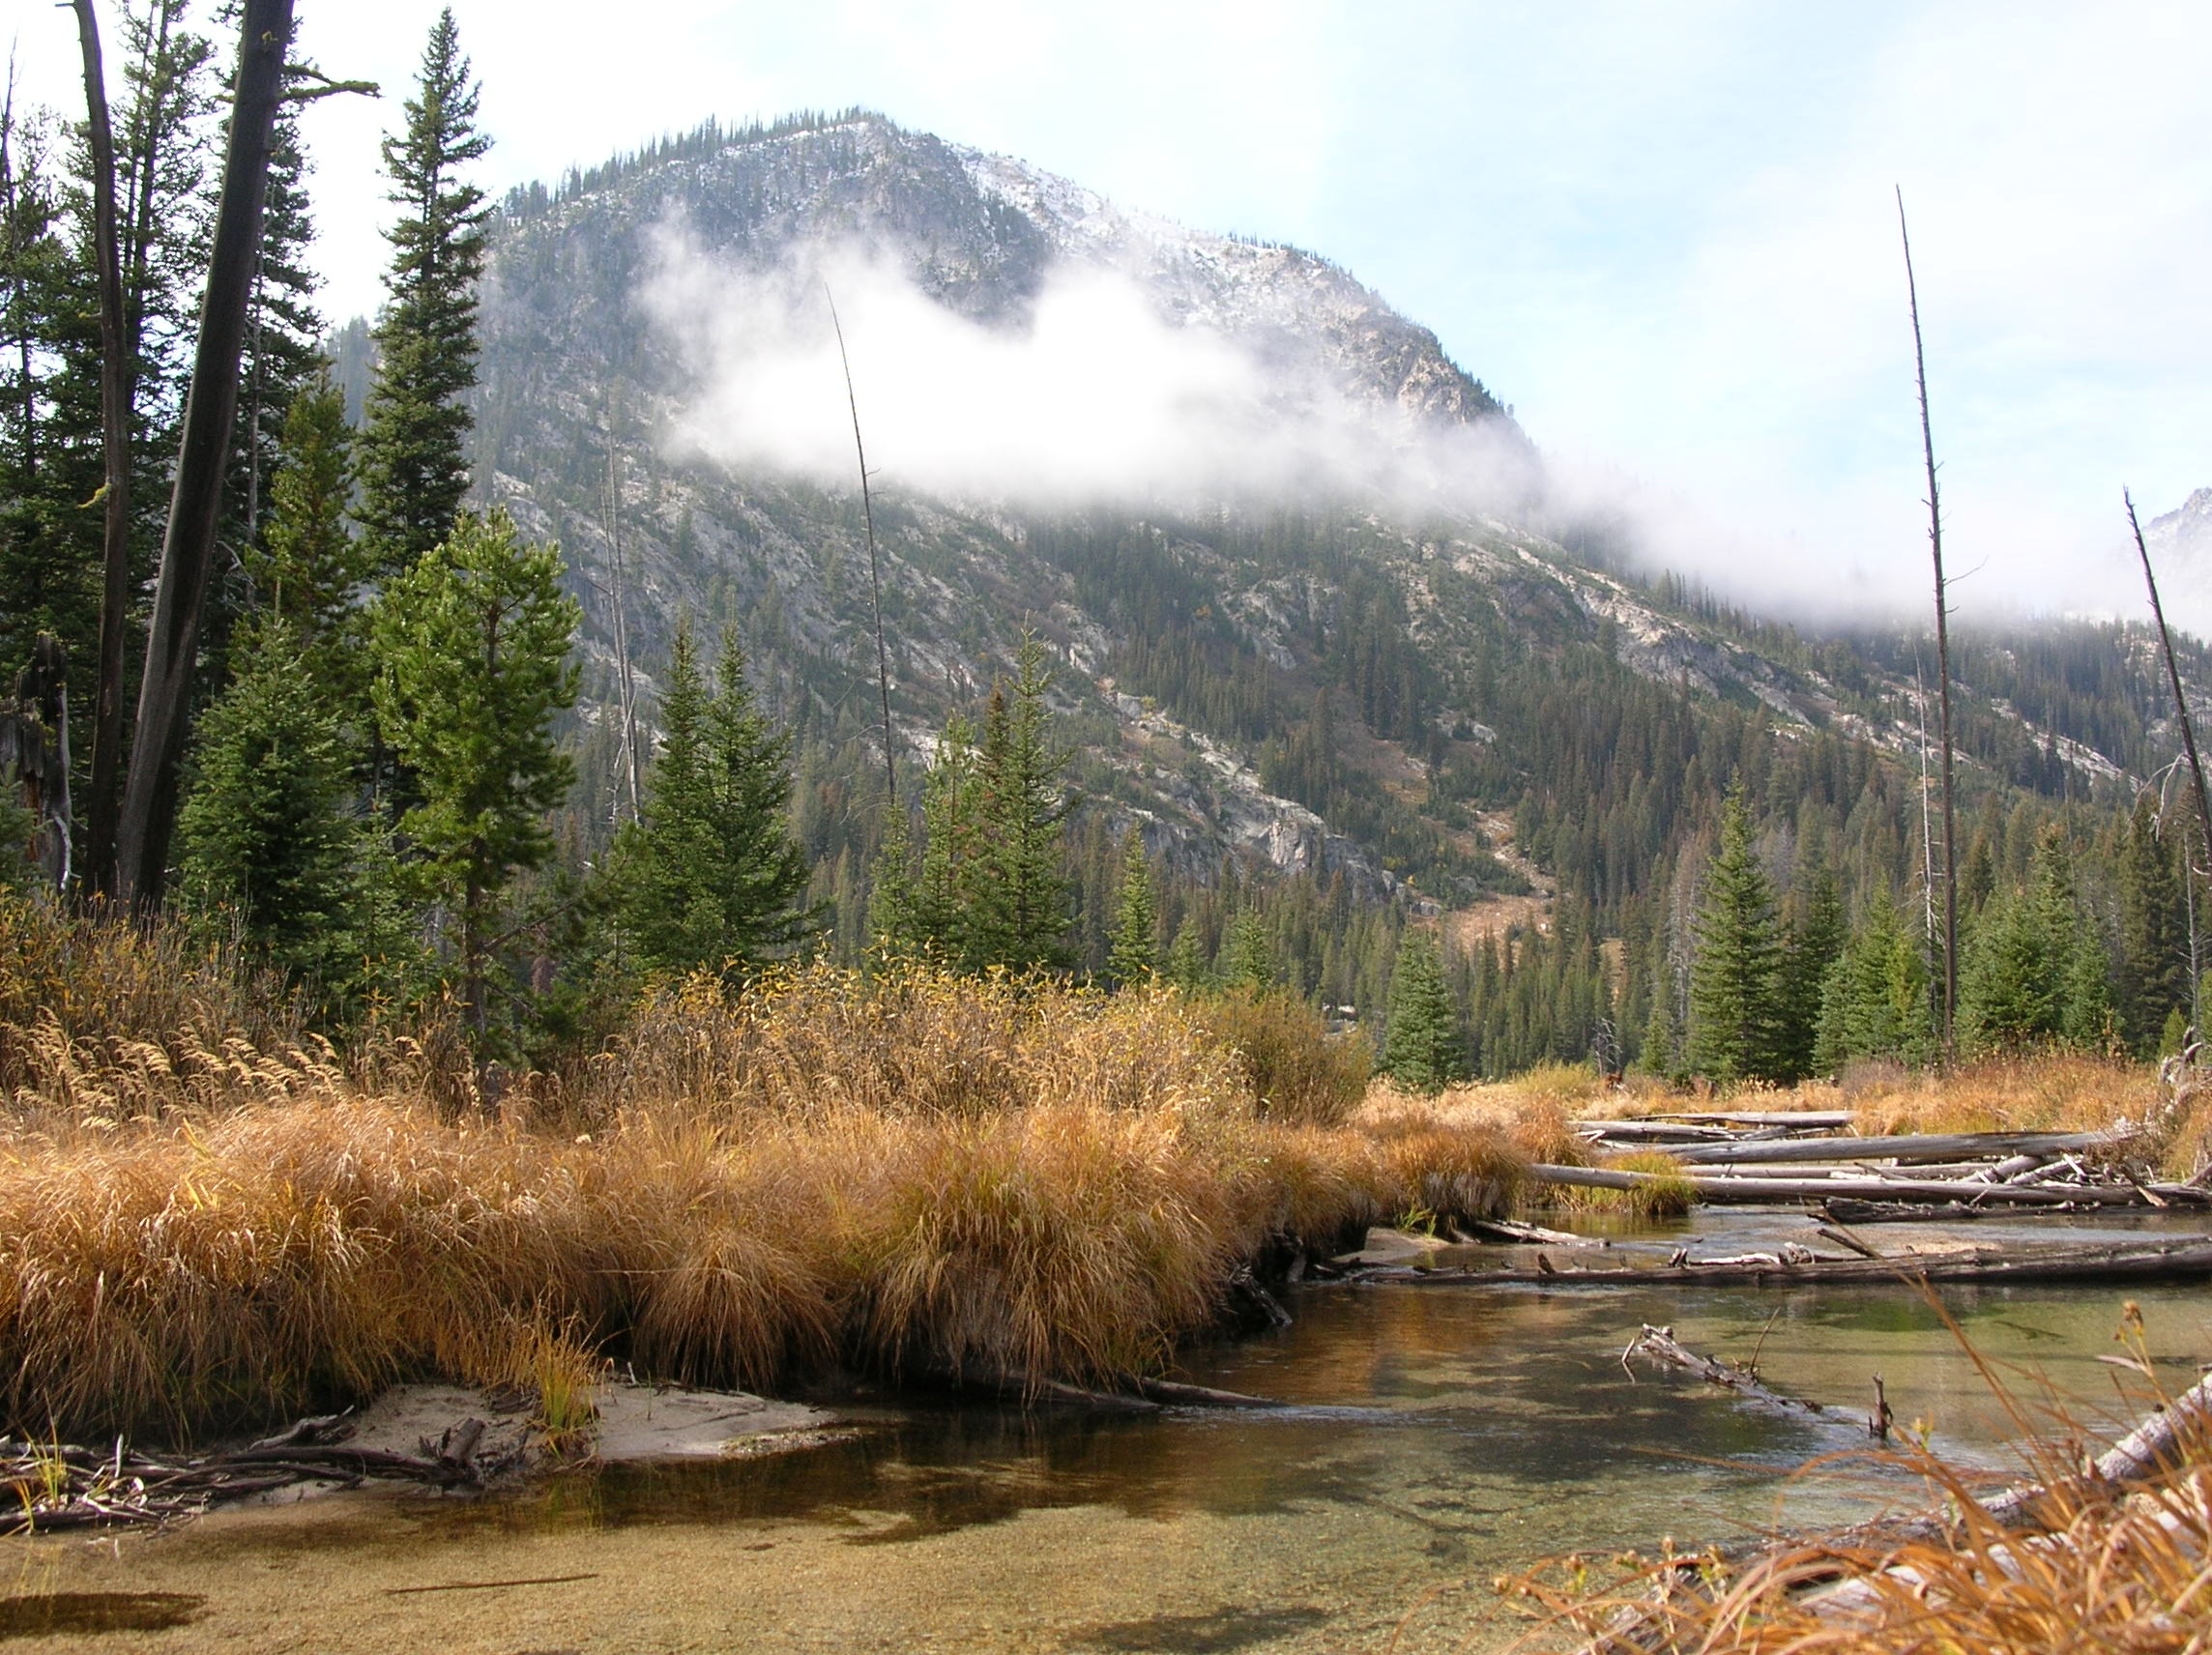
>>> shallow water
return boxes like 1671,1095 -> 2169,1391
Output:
8,1210 -> 2211,1654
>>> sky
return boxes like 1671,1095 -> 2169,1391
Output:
12,0 -> 2209,622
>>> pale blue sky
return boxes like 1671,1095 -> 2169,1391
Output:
15,1 -> 2209,618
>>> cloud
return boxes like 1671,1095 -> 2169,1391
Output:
641,228 -> 1536,514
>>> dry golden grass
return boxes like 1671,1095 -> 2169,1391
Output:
1505,1319 -> 2212,1655
0,928 -> 1528,1441
1832,1052 -> 2160,1139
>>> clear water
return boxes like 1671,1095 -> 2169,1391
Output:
7,1211 -> 2209,1654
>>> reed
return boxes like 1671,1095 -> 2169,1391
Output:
0,913 -> 1528,1440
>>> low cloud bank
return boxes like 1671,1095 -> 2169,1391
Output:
639,227 -> 2168,631
642,228 -> 1537,516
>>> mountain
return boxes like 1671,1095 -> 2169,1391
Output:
388,109 -> 2212,1043
2145,489 -> 2212,640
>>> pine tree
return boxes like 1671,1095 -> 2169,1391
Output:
1685,794 -> 1786,1086
0,106 -> 105,709
1107,828 -> 1158,987
175,623 -> 360,989
1812,887 -> 1933,1073
615,622 -> 813,982
248,371 -> 360,653
872,714 -> 980,963
1775,865 -> 1844,1080
1220,908 -> 1277,991
1383,928 -> 1464,1093
1638,954 -> 1680,1080
1164,916 -> 1209,989
1960,828 -> 2110,1053
370,509 -> 578,1035
971,639 -> 1073,971
870,644 -> 1075,974
2116,795 -> 2189,1053
356,10 -> 489,576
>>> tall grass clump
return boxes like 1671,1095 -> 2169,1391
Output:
0,895 -> 307,1120
0,930 -> 1528,1441
1191,987 -> 1371,1125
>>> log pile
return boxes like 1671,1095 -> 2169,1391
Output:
1353,1232 -> 2212,1288
1542,1113 -> 2210,1214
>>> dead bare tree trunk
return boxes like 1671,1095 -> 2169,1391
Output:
1898,188 -> 1957,1053
828,287 -> 895,798
71,0 -> 132,901
113,0 -> 295,912
2130,490 -> 2212,881
605,441 -> 640,824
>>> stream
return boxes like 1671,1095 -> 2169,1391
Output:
6,1209 -> 2209,1653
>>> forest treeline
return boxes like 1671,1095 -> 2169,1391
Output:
1,6 -> 2205,1087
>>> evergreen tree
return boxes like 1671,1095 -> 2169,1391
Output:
174,624 -> 360,989
876,643 -> 1076,974
615,622 -> 813,982
370,509 -> 578,1035
1775,865 -> 1844,1079
1685,795 -> 1787,1085
1107,829 -> 1158,986
1164,915 -> 1209,990
232,91 -> 326,540
971,639 -> 1074,971
1959,828 -> 2110,1053
1383,928 -> 1464,1092
872,714 -> 980,964
0,105 -> 105,710
2116,794 -> 2189,1053
1638,954 -> 1680,1081
356,10 -> 489,575
248,371 -> 360,654
1220,909 -> 1275,990
1811,887 -> 1934,1073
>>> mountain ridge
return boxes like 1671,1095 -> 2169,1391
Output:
326,106 -> 2212,1024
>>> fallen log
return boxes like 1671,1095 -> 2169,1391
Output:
1667,1129 -> 2132,1168
1528,1162 -> 2154,1206
1638,1110 -> 1856,1130
1820,1198 -> 2005,1223
1461,1215 -> 1604,1246
924,1364 -> 1162,1414
1578,1121 -> 1783,1145
1124,1376 -> 1284,1409
1620,1324 -> 1831,1417
1357,1234 -> 2212,1289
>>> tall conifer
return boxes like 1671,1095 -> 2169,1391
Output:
1685,795 -> 1786,1085
1108,830 -> 1158,986
1384,928 -> 1463,1093
357,10 -> 488,575
370,509 -> 577,1035
616,622 -> 812,982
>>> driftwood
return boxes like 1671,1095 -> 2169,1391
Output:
0,1412 -> 515,1534
1620,1324 -> 1829,1418
926,1363 -> 1281,1413
1528,1162 -> 2176,1207
1125,1376 -> 1285,1409
1462,1215 -> 1604,1247
1666,1129 -> 2129,1168
1357,1234 -> 2212,1289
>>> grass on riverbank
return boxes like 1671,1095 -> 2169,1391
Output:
0,908 -> 1535,1442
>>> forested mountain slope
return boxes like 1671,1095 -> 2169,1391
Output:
365,109 -> 2210,1061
